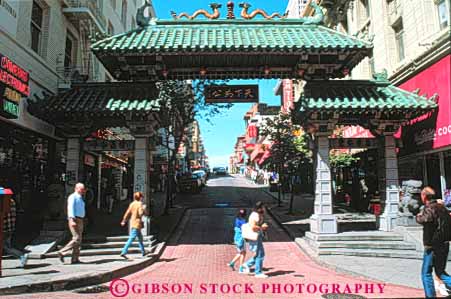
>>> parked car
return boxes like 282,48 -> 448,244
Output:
215,167 -> 227,175
193,170 -> 207,186
178,173 -> 202,193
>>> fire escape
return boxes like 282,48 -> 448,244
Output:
58,0 -> 107,89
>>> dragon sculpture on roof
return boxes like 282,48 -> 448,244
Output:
136,0 -> 152,27
239,3 -> 287,20
171,3 -> 222,20
298,1 -> 325,25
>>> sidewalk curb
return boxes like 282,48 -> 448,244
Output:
0,208 -> 188,296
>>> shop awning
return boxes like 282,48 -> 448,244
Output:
91,18 -> 372,80
258,145 -> 272,165
28,82 -> 160,130
296,76 -> 438,124
250,144 -> 265,162
0,187 -> 13,195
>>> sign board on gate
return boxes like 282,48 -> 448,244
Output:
329,138 -> 378,149
205,85 -> 259,103
84,140 -> 135,152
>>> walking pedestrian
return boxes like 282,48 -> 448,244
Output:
119,192 -> 148,259
227,209 -> 247,273
416,186 -> 451,298
242,201 -> 269,278
58,183 -> 86,264
3,197 -> 28,268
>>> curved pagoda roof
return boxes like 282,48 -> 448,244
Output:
91,18 -> 373,80
28,82 -> 160,132
295,75 -> 438,127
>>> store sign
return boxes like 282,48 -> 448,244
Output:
282,79 -> 294,113
84,140 -> 135,151
84,154 -> 96,167
0,53 -> 29,119
398,55 -> 451,155
205,85 -> 259,103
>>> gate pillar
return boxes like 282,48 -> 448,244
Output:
310,131 -> 337,234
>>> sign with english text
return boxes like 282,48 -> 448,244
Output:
205,85 -> 259,103
0,53 -> 29,119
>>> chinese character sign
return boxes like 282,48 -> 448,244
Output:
205,85 -> 259,103
282,79 -> 294,113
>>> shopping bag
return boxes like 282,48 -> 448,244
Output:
241,223 -> 259,241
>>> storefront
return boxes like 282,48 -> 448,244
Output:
398,54 -> 451,199
0,53 -> 60,242
0,121 -> 56,241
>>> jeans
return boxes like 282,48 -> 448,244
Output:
421,242 -> 451,298
3,232 -> 24,259
245,234 -> 265,275
121,228 -> 146,255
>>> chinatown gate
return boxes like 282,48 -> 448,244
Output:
29,1 -> 437,236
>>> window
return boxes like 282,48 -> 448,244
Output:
361,0 -> 370,18
31,1 -> 43,54
131,16 -> 136,30
110,0 -> 116,10
64,32 -> 76,68
437,0 -> 450,30
121,0 -> 127,26
393,21 -> 405,62
108,21 -> 114,35
369,56 -> 375,75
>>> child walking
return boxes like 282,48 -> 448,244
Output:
228,209 -> 247,273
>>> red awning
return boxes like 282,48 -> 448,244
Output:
244,143 -> 256,153
258,144 -> 272,165
250,144 -> 267,162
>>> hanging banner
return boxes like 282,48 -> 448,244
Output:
205,85 -> 259,103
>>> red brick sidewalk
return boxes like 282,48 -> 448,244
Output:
8,208 -> 425,299
106,208 -> 423,299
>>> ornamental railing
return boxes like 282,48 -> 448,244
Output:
64,0 -> 107,32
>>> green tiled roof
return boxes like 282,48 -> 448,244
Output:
28,83 -> 159,123
91,20 -> 372,53
300,80 -> 437,114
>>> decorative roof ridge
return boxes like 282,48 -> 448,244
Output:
321,26 -> 373,47
305,79 -> 390,86
68,82 -> 157,88
152,18 -> 321,25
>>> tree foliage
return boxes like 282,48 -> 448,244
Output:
329,151 -> 360,169
260,112 -> 310,172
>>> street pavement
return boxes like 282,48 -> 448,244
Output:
3,175 -> 428,298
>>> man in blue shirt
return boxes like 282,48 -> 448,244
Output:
58,183 -> 86,264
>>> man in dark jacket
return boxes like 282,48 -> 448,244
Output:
416,186 -> 451,298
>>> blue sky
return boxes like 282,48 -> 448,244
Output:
152,0 -> 288,167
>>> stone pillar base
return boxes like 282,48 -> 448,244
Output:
310,214 -> 338,234
379,214 -> 398,231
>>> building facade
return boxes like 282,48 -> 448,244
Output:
299,0 -> 451,198
0,0 -> 155,241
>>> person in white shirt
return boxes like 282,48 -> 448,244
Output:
241,201 -> 268,278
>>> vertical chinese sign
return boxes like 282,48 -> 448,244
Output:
0,54 -> 30,119
282,79 -> 294,113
